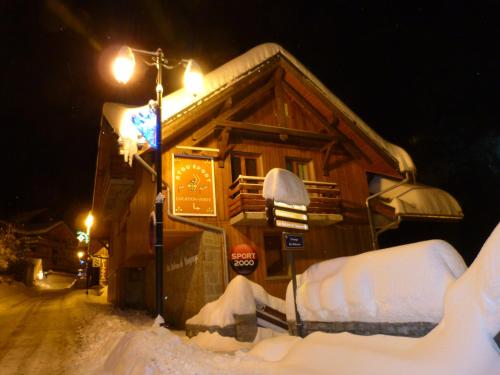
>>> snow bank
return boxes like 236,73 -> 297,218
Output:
190,327 -> 284,353
253,223 -> 500,374
81,315 -> 272,375
287,239 -> 467,323
187,275 -> 285,327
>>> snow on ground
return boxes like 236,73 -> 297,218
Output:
287,239 -> 467,323
74,311 -> 276,375
59,224 -> 500,374
37,271 -> 77,289
0,273 -> 112,375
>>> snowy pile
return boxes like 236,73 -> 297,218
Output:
75,223 -> 499,374
252,223 -> 500,374
74,312 -> 274,375
186,275 -> 285,327
287,239 -> 467,323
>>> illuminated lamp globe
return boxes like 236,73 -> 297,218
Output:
113,46 -> 135,84
85,213 -> 94,234
183,59 -> 204,96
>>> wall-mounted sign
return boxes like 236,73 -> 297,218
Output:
230,243 -> 258,275
283,232 -> 305,250
172,155 -> 216,216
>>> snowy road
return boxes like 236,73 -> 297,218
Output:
0,274 -> 110,375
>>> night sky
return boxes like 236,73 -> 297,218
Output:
1,1 -> 498,263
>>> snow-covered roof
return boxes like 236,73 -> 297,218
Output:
102,43 -> 415,173
369,176 -> 464,220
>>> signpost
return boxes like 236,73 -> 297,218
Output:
265,198 -> 308,337
282,231 -> 305,337
262,168 -> 310,337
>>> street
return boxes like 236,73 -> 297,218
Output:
0,273 -> 109,375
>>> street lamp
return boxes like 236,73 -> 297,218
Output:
112,45 -> 203,320
85,213 -> 94,294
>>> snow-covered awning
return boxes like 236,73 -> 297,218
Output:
102,43 -> 415,173
369,176 -> 464,220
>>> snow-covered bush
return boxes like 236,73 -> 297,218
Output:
0,225 -> 20,271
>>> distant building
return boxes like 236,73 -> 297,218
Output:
91,43 -> 463,326
1,210 -> 79,273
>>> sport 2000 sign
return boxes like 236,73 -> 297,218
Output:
229,243 -> 258,275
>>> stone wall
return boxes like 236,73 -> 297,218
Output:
288,321 -> 437,338
186,313 -> 258,342
164,231 -> 224,328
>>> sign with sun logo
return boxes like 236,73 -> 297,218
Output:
172,154 -> 216,216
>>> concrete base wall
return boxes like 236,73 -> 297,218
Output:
186,314 -> 258,342
289,321 -> 437,338
164,231 -> 224,328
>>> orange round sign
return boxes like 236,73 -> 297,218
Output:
230,244 -> 258,275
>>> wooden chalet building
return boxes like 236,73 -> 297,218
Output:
1,217 -> 79,273
92,43 -> 463,326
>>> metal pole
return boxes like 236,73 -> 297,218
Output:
154,49 -> 165,319
288,250 -> 303,337
85,236 -> 90,295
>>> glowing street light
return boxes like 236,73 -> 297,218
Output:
77,251 -> 85,259
112,46 -> 135,84
111,45 -> 203,320
85,213 -> 94,235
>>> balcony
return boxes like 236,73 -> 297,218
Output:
228,175 -> 343,226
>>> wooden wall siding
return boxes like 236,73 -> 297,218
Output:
282,66 -> 336,124
165,62 -> 279,149
239,90 -> 277,126
163,138 -> 373,299
281,62 -> 403,179
336,121 -> 402,178
225,223 -> 372,299
288,99 -> 320,133
122,165 -> 155,265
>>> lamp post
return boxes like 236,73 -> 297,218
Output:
85,213 -> 94,295
112,46 -> 203,320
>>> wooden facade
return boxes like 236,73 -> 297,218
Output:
92,44 -> 432,326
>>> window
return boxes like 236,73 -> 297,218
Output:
285,158 -> 314,180
264,233 -> 289,278
231,154 -> 260,183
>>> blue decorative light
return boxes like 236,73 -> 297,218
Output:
131,107 -> 157,148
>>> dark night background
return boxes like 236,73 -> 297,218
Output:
1,1 -> 498,264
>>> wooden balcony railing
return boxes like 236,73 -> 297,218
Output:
228,175 -> 342,219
